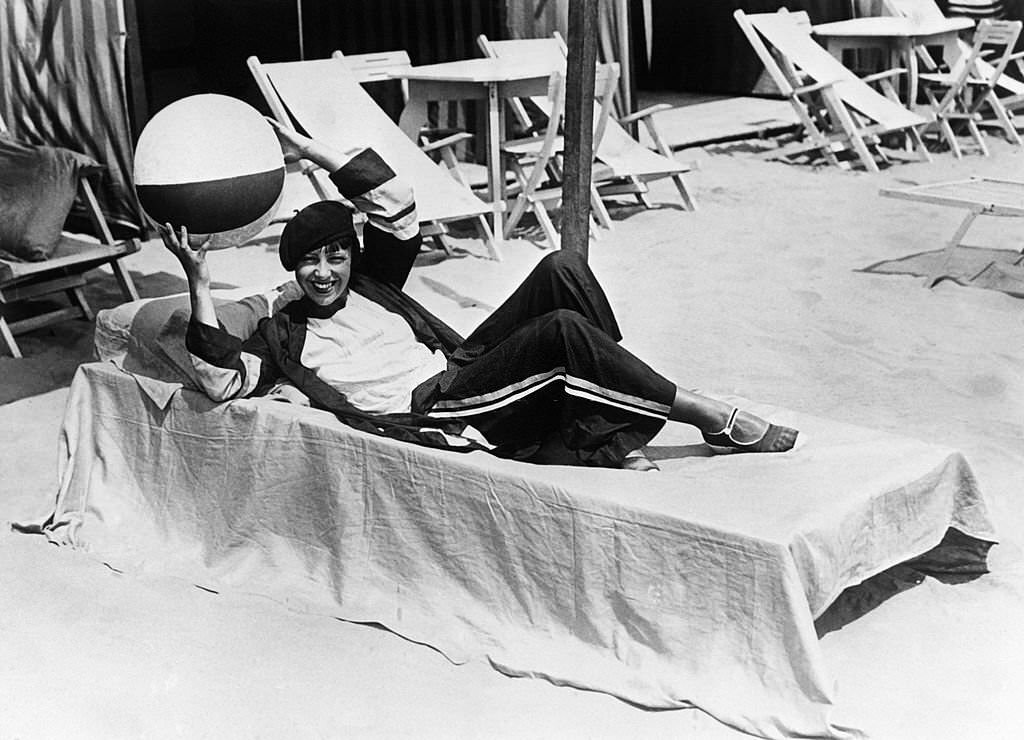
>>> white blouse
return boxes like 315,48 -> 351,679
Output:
301,289 -> 447,414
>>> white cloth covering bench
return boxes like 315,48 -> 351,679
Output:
18,294 -> 997,739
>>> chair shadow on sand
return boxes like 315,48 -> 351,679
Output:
860,245 -> 1024,297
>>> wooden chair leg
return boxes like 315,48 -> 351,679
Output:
967,117 -> 989,156
643,117 -> 697,210
939,117 -> 962,158
847,128 -> 879,172
671,173 -> 697,211
0,315 -> 22,358
111,255 -> 140,302
532,200 -> 560,250
503,195 -> 531,239
68,286 -> 95,321
589,185 -> 613,230
474,215 -> 501,261
431,233 -> 455,256
634,191 -> 653,208
987,92 -> 1023,146
907,126 -> 932,163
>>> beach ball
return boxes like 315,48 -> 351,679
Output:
133,94 -> 285,249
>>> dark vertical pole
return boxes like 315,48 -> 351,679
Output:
561,0 -> 599,260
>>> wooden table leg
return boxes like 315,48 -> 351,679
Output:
486,82 -> 505,247
903,39 -> 919,109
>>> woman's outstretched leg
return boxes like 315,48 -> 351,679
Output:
624,390 -> 798,469
451,250 -> 620,365
668,388 -> 799,453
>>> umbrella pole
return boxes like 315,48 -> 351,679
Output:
561,0 -> 599,261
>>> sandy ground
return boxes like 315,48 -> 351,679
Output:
2,135 -> 1024,739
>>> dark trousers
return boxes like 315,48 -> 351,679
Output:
415,251 -> 676,467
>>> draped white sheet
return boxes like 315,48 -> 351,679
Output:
32,362 -> 996,739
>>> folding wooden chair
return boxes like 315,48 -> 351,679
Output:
734,9 -> 931,172
885,0 -> 1024,136
0,115 -> 140,358
247,54 -> 499,259
477,33 -> 697,212
501,63 -> 620,249
918,19 -> 1023,155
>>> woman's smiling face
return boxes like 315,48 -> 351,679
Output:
295,241 -> 352,306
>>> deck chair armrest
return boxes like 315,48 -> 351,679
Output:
793,78 -> 841,95
419,131 -> 473,154
617,103 -> 672,126
860,67 -> 907,85
419,126 -> 464,139
502,133 -> 549,150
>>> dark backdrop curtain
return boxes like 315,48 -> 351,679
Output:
136,0 -> 503,160
637,0 -> 1024,94
137,0 -> 502,122
637,1 -> 854,94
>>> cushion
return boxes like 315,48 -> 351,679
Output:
0,133 -> 98,262
95,282 -> 304,389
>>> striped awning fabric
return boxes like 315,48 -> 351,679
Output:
0,0 -> 144,233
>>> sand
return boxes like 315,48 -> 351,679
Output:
2,137 -> 1024,739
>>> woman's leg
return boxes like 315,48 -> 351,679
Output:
620,389 -> 797,469
451,250 -> 621,365
668,387 -> 799,454
425,309 -> 674,468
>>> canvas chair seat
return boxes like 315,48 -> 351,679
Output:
734,8 -> 931,172
248,54 -> 499,259
0,236 -> 137,285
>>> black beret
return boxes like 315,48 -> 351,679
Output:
278,201 -> 357,271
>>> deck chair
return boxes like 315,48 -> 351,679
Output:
885,1 -> 1024,144
918,19 -> 1023,155
247,54 -> 499,260
501,63 -> 620,249
333,49 -> 478,255
734,9 -> 931,172
335,50 -> 474,172
477,33 -> 697,211
0,115 -> 140,358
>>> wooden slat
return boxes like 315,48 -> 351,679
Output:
7,306 -> 84,335
0,273 -> 86,304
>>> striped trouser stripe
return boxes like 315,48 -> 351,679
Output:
428,367 -> 670,420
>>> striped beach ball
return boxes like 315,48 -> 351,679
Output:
133,94 -> 285,249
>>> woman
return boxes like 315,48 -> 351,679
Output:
162,121 -> 797,471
